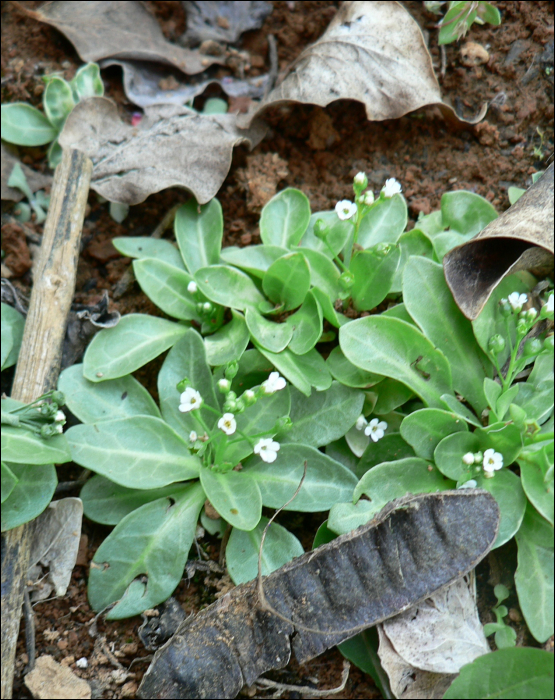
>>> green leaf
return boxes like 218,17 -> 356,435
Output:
58,363 -> 160,424
328,499 -> 378,534
66,416 -> 200,489
133,258 -> 200,322
112,237 -> 186,270
285,290 -> 322,355
227,517 -> 304,585
519,445 -> 554,525
1,103 -> 57,146
88,483 -> 204,618
246,309 -> 293,353
357,195 -> 407,248
441,190 -> 498,236
403,257 -> 490,413
299,211 -> 351,258
80,474 -> 182,525
381,302 -> 417,325
220,245 -> 288,278
373,378 -> 413,414
262,252 -> 310,311
325,438 -> 360,474
257,346 -> 332,395
157,329 -> 219,440
311,287 -> 348,328
478,421 -> 523,467
1,426 -> 71,465
175,198 -> 223,274
356,433 -> 415,479
279,382 -> 364,448
1,462 -> 57,531
439,393 -> 482,427
339,630 -> 388,698
200,467 -> 262,531
351,245 -> 401,311
1,303 -> 25,370
477,469 -> 526,548
400,408 -> 468,460
354,458 -> 453,519
195,265 -> 266,311
1,461 -> 18,503
515,379 -> 554,425
260,188 -> 311,248
70,62 -> 104,101
515,504 -> 554,642
43,76 -> 75,129
204,311 -> 249,366
245,444 -> 357,511
47,137 -> 62,168
443,647 -> 554,699
299,247 -> 341,299
340,316 -> 454,408
484,377 -> 502,413
390,228 -> 434,293
83,314 -> 187,381
479,2 -> 502,25
326,346 -> 382,388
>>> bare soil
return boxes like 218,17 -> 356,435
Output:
2,1 -> 553,698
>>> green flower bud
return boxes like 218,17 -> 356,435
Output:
224,361 -> 239,380
51,391 -> 65,406
313,219 -> 329,240
499,299 -> 512,318
234,398 -> 246,413
353,171 -> 368,195
516,319 -> 528,336
274,416 -> 292,432
509,403 -> 527,430
176,378 -> 190,392
523,337 -> 543,357
217,378 -> 231,393
242,389 -> 257,406
339,270 -> 355,291
543,335 -> 554,352
40,424 -> 57,438
488,334 -> 506,356
223,400 -> 237,413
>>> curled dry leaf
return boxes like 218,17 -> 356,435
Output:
238,0 -> 486,130
180,0 -> 273,47
1,144 -> 52,202
20,0 -> 223,75
58,97 -> 266,205
100,59 -> 270,108
444,163 -> 554,319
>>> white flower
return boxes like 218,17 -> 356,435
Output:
54,410 -> 66,423
362,191 -> 375,206
458,479 -> 478,489
218,378 -> 231,393
75,657 -> 88,669
483,448 -> 503,474
335,200 -> 357,220
381,178 -> 402,198
546,293 -> 554,314
507,292 -> 527,311
179,387 -> 203,412
354,172 -> 366,185
462,452 -> 475,466
187,281 -> 198,294
355,415 -> 368,431
364,418 -> 388,442
254,438 -> 280,463
55,424 -> 63,434
189,430 -> 198,443
261,371 -> 287,395
218,413 -> 236,435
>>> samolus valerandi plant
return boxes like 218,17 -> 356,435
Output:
1,390 -> 72,532
60,171 -> 553,653
424,0 -> 502,45
1,62 -> 104,168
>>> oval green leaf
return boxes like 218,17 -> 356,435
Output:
262,252 -> 310,311
200,467 -> 262,531
400,408 -> 468,461
259,188 -> 311,248
351,245 -> 400,311
44,76 -> 75,130
357,195 -> 407,248
195,265 -> 266,311
175,198 -> 223,274
204,311 -> 249,366
246,308 -> 293,353
1,462 -> 57,531
1,103 -> 57,146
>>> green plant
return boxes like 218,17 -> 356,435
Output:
483,583 -> 517,648
1,391 -> 72,531
7,162 -> 50,223
1,62 -> 104,168
1,302 -> 25,371
425,1 -> 502,45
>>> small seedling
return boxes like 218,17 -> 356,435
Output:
425,1 -> 502,45
7,162 -> 50,223
483,583 -> 517,648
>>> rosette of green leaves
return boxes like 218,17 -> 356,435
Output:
437,1 -> 501,45
1,63 -> 104,168
61,329 -> 362,618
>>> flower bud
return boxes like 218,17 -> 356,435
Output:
462,453 -> 475,466
274,416 -> 292,432
353,171 -> 368,195
488,334 -> 506,356
525,308 -> 538,323
187,281 -> 198,294
313,219 -> 329,240
473,452 -> 483,464
217,378 -> 231,393
543,335 -> 554,352
234,398 -> 246,413
242,389 -> 256,406
176,378 -> 190,392
522,337 -> 542,357
223,400 -> 237,413
203,301 -> 213,314
40,424 -> 57,438
339,270 -> 355,291
51,391 -> 65,406
361,191 -> 375,206
499,300 -> 512,317
224,361 -> 239,380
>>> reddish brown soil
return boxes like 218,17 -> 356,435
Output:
2,1 -> 553,698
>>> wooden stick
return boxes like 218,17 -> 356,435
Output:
1,148 -> 92,699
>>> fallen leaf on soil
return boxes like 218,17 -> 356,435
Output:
444,163 -> 554,319
138,490 -> 499,699
1,144 -> 52,202
179,0 -> 273,46
238,0 -> 486,130
58,97 -> 266,205
27,498 -> 83,599
25,655 -> 91,700
19,0 -> 222,75
377,575 -> 489,698
100,58 -> 270,108
1,221 -> 32,277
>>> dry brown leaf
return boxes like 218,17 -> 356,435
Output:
58,97 -> 266,205
180,1 -> 273,47
238,0 -> 486,129
444,163 -> 554,319
19,1 -> 222,75
1,144 -> 52,202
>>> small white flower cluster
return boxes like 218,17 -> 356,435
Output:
462,449 -> 503,477
335,199 -> 357,221
381,178 -> 402,198
355,415 -> 388,442
501,291 -> 528,313
261,371 -> 286,394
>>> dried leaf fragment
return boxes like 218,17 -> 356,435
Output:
21,1 -> 222,75
58,97 -> 266,205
